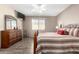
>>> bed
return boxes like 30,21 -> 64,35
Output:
33,24 -> 79,54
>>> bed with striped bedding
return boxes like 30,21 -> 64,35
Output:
36,32 -> 79,54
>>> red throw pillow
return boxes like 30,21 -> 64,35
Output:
57,29 -> 64,35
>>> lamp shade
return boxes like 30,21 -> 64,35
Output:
56,26 -> 59,29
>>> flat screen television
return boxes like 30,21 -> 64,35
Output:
15,11 -> 25,20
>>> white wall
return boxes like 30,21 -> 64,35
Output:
17,18 -> 23,38
23,16 -> 57,37
0,5 -> 16,31
57,4 -> 79,26
17,18 -> 23,30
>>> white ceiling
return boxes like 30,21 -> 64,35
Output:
8,4 -> 71,16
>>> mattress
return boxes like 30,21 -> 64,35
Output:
36,32 -> 79,54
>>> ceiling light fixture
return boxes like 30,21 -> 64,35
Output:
32,4 -> 46,13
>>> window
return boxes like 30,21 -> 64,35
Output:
32,18 -> 45,30
32,19 -> 38,30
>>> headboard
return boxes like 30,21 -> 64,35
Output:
63,24 -> 79,28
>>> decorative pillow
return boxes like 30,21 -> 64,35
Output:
63,28 -> 67,30
73,28 -> 79,37
64,31 -> 69,35
66,28 -> 71,32
57,29 -> 64,35
69,28 -> 75,36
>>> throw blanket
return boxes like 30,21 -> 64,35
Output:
36,32 -> 79,54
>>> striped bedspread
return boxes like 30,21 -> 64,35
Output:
36,32 -> 79,54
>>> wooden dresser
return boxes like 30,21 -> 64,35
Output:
1,29 -> 22,48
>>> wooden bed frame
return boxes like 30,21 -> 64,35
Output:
33,32 -> 38,54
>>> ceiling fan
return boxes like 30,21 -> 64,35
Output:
32,4 -> 46,13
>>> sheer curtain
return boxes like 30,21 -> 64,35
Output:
32,18 -> 46,32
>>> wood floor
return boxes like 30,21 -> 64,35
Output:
0,38 -> 33,54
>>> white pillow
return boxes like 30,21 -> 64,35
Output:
69,28 -> 75,36
66,28 -> 71,32
73,28 -> 79,37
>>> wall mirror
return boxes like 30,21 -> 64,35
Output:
5,15 -> 17,30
